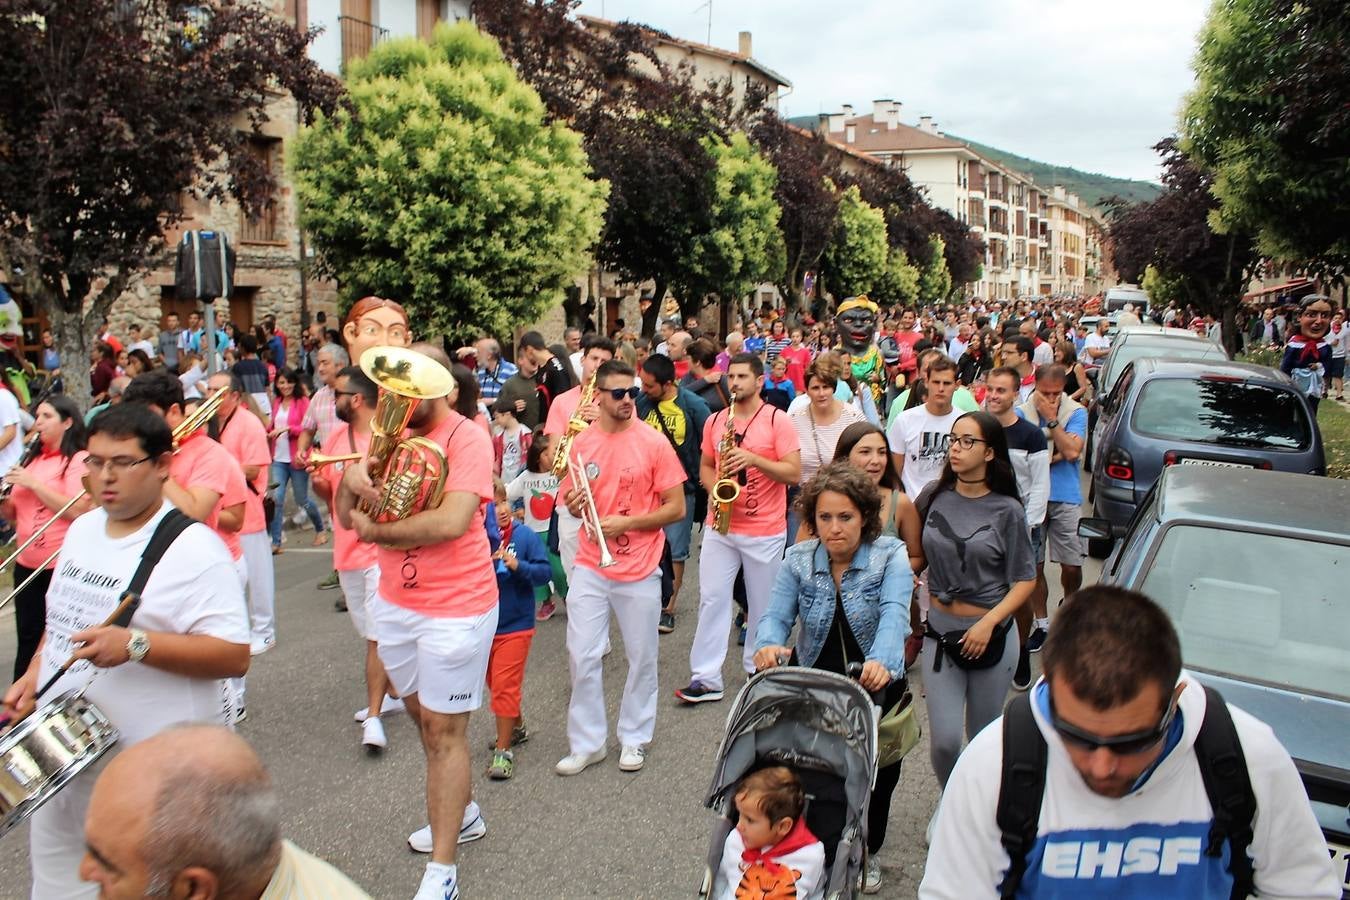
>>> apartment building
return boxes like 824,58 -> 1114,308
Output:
809,100 -> 1112,301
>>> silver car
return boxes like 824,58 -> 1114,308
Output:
1083,466 -> 1350,896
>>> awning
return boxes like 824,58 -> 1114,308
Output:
1243,278 -> 1311,300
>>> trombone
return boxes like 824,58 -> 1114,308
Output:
307,451 -> 364,470
0,389 -> 228,609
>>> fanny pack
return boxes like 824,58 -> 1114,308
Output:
925,616 -> 1014,672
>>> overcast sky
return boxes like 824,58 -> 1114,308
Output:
574,0 -> 1212,183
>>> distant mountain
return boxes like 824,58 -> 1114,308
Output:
949,136 -> 1161,209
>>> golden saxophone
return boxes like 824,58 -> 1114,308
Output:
710,392 -> 741,535
549,373 -> 597,479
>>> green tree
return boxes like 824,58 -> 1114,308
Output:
821,185 -> 887,299
874,247 -> 921,306
1141,264 -> 1185,307
919,234 -> 953,303
1181,0 -> 1350,271
676,133 -> 784,317
292,22 -> 608,338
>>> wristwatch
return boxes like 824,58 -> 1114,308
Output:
126,629 -> 150,663
1046,419 -> 1060,430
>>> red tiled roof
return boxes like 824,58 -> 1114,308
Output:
577,14 -> 791,89
840,114 -> 968,152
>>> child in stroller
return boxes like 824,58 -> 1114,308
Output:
716,766 -> 826,900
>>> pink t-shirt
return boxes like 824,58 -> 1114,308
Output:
170,433 -> 235,532
377,411 -> 498,618
12,450 -> 87,570
559,422 -> 685,582
213,459 -> 249,562
218,408 -> 271,535
700,402 -> 799,537
543,384 -> 598,437
321,423 -> 377,573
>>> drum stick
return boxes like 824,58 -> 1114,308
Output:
33,592 -> 142,704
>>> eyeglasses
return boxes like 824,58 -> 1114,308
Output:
606,386 -> 641,401
946,434 -> 988,450
1049,696 -> 1177,756
85,455 -> 152,475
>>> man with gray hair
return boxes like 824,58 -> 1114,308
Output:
474,337 -> 516,403
81,724 -> 371,898
298,342 -> 349,596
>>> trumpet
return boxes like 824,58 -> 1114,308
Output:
357,346 -> 455,522
549,374 -> 597,479
567,450 -> 615,568
0,388 -> 227,592
710,392 -> 741,535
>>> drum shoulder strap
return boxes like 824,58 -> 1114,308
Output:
115,510 -> 197,626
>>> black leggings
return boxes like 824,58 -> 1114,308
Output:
869,759 -> 904,854
12,563 -> 52,681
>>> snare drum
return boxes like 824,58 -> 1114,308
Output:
0,690 -> 119,838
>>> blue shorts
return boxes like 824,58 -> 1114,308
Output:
664,494 -> 695,562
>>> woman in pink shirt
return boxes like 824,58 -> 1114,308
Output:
268,368 -> 327,552
1,396 -> 92,679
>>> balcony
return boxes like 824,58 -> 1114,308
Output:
339,14 -> 388,66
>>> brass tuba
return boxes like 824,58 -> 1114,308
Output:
549,373 -> 597,479
710,392 -> 741,535
358,346 -> 455,522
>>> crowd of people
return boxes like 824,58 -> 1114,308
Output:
0,288 -> 1341,899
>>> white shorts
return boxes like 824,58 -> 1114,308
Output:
339,566 -> 380,640
369,594 -> 498,715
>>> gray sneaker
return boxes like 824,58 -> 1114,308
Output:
863,856 -> 882,894
316,570 -> 340,591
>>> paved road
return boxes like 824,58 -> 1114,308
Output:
0,522 -> 1096,900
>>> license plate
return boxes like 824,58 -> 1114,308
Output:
1329,838 -> 1350,893
1177,457 -> 1255,469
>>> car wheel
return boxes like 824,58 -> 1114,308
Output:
1087,536 -> 1114,560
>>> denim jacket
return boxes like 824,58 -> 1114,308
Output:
755,535 -> 912,677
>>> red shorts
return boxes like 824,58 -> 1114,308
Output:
487,629 -> 534,718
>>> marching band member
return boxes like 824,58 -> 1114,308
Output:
554,360 -> 686,776
311,365 -> 402,752
4,403 -> 248,898
542,336 -> 616,579
336,342 -> 497,900
677,353 -> 801,705
206,372 -> 277,655
2,396 -> 92,680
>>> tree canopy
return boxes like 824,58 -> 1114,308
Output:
0,0 -> 340,406
1181,0 -> 1350,273
918,235 -> 954,304
291,22 -> 608,338
821,185 -> 887,299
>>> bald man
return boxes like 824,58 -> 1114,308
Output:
81,725 -> 370,899
668,331 -> 693,380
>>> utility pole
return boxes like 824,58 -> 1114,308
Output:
693,0 -> 711,43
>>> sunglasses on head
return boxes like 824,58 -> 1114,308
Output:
1049,695 -> 1177,756
606,386 -> 641,401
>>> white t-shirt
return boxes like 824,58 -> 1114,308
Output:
1033,340 -> 1055,369
506,469 -> 560,534
128,339 -> 156,359
0,388 -> 25,471
498,423 -> 531,483
1084,333 -> 1112,359
889,404 -> 963,499
39,501 -> 248,745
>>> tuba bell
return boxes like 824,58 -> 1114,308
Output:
358,346 -> 455,522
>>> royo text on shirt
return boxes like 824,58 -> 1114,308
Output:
1041,835 -> 1203,879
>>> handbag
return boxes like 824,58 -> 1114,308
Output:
925,616 -> 1014,673
876,685 -> 922,769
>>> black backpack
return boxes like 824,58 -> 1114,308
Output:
995,685 -> 1256,900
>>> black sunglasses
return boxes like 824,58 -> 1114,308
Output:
606,386 -> 641,401
1049,696 -> 1177,756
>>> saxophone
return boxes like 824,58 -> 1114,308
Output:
710,392 -> 741,535
550,373 -> 598,479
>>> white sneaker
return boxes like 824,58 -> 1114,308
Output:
291,511 -> 308,527
249,637 -> 274,657
554,748 -> 607,776
406,807 -> 487,854
618,745 -> 647,772
863,856 -> 882,894
413,862 -> 459,900
354,696 -> 406,723
362,717 -> 387,753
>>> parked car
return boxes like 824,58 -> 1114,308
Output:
1088,358 -> 1324,557
1085,328 -> 1230,463
1081,466 -> 1350,897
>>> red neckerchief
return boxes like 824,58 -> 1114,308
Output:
740,817 -> 819,874
1287,333 -> 1327,367
1020,371 -> 1036,388
500,520 -> 514,547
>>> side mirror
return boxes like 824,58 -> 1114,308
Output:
1078,517 -> 1114,540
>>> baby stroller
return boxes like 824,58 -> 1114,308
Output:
698,667 -> 878,899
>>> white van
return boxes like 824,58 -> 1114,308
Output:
1104,285 -> 1151,317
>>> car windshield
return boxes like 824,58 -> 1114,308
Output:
1132,377 -> 1310,449
1102,340 -> 1222,392
1140,525 -> 1349,699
